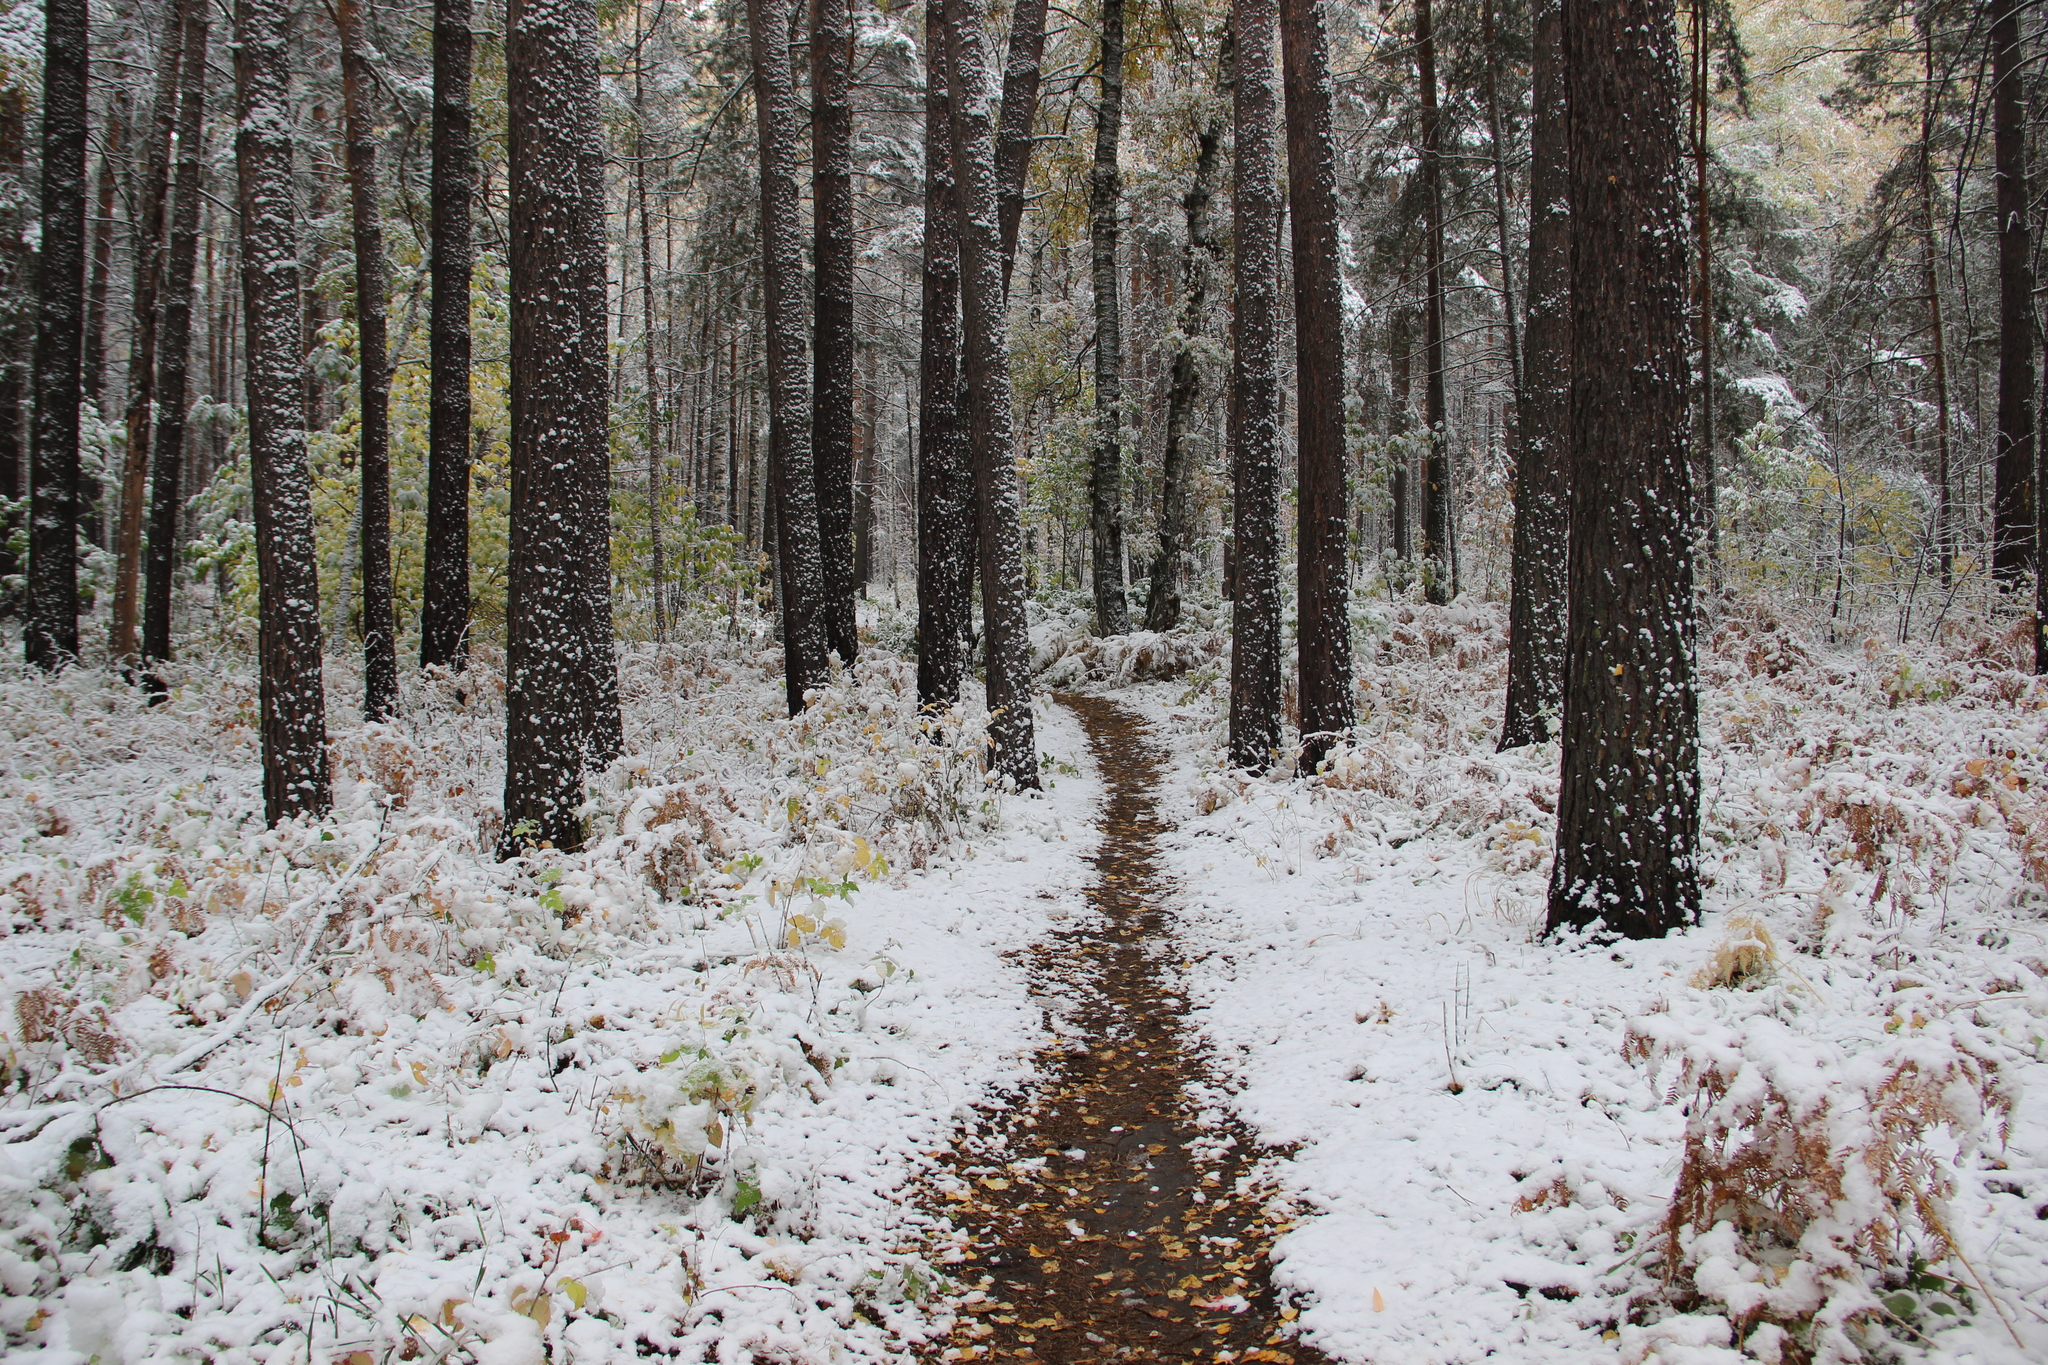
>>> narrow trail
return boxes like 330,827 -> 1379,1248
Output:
929,696 -> 1324,1364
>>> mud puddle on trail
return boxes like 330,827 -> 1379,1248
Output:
926,696 -> 1326,1365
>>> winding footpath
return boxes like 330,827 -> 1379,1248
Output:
931,696 -> 1324,1364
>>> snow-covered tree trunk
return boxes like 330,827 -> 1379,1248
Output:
1991,0 -> 2032,585
235,0 -> 331,821
1499,0 -> 1569,751
1088,0 -> 1129,639
1279,0 -> 1353,770
421,0 -> 474,672
1546,0 -> 1700,940
747,0 -> 831,715
25,0 -> 89,671
993,0 -> 1049,295
1227,0 -> 1284,773
338,0 -> 397,723
940,0 -> 1038,788
0,89 -> 22,599
1416,0 -> 1451,606
813,0 -> 859,665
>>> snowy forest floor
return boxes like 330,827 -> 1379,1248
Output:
2,593 -> 2048,1365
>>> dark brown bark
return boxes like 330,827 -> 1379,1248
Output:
1227,0 -> 1283,771
941,0 -> 1039,788
748,0 -> 831,714
1545,0 -> 1700,940
1992,0 -> 2032,585
813,0 -> 859,663
994,0 -> 1049,294
1918,10 -> 1952,589
1280,0 -> 1353,768
422,0 -> 474,671
143,2 -> 210,676
1089,0 -> 1129,637
337,0 -> 396,722
0,87 -> 26,601
26,0 -> 90,671
1500,0 -> 1569,750
236,0 -> 331,821
1416,0 -> 1451,604
1689,0 -> 1717,573
83,98 -> 122,415
502,0 -> 620,854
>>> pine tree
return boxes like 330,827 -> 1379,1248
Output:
1990,0 -> 2031,585
813,0 -> 859,664
1088,0 -> 1130,638
421,0 -> 474,672
1416,0 -> 1452,605
994,0 -> 1049,293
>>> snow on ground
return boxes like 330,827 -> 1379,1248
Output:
1110,599 -> 2048,1365
0,634 -> 1100,1364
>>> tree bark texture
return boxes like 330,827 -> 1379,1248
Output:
917,0 -> 974,713
1227,0 -> 1284,772
235,0 -> 331,822
1545,0 -> 1701,940
83,98 -> 121,415
143,3 -> 210,674
26,0 -> 89,671
1500,0 -> 1569,750
502,0 -> 620,854
941,0 -> 1039,788
994,0 -> 1049,295
1088,0 -> 1129,638
813,0 -> 859,664
1417,0 -> 1451,604
748,0 -> 831,714
1992,0 -> 2032,584
337,0 -> 397,722
422,0 -> 474,671
111,2 -> 185,664
0,88 -> 24,601
1388,305 -> 1411,562
1280,0 -> 1353,768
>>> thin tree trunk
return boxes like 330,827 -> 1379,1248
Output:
1417,0 -> 1451,604
0,88 -> 23,605
853,346 -> 877,593
941,0 -> 1039,788
1280,0 -> 1353,768
1545,0 -> 1700,939
26,0 -> 90,671
636,31 -> 665,643
143,1 -> 210,680
994,0 -> 1049,295
748,0 -> 831,712
236,0 -> 330,821
1919,6 -> 1952,590
502,0 -> 619,853
1500,0 -> 1569,750
1228,0 -> 1284,771
1992,0 -> 2033,584
421,0 -> 473,671
1088,0 -> 1129,637
1389,305 -> 1411,562
83,98 -> 123,415
813,0 -> 859,663
1479,0 -> 1521,403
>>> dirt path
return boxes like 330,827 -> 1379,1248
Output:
929,696 -> 1324,1365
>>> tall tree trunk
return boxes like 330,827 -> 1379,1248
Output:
0,88 -> 25,606
573,10 -> 623,769
337,0 -> 396,722
1918,6 -> 1952,590
813,0 -> 859,663
635,23 -> 665,644
1228,0 -> 1283,771
748,0 -> 831,713
1500,0 -> 1569,750
941,0 -> 1039,788
421,0 -> 473,671
1145,99 -> 1224,633
235,0 -> 331,822
143,2 -> 210,678
502,0 -> 619,854
1389,305 -> 1412,562
994,0 -> 1050,294
110,3 -> 186,665
1088,0 -> 1130,637
26,0 -> 90,671
1479,0 -> 1521,403
1992,0 -> 2033,585
853,348 -> 877,593
1545,0 -> 1699,940
1280,0 -> 1353,768
1690,0 -> 1718,577
1417,0 -> 1451,604
83,98 -> 122,415
917,0 -> 974,712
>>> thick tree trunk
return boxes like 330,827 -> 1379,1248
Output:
917,1 -> 975,713
0,88 -> 22,604
235,0 -> 331,822
502,0 -> 620,854
1145,104 -> 1224,634
1500,0 -> 1569,750
1992,0 -> 2033,585
422,0 -> 473,671
26,0 -> 89,671
1417,0 -> 1451,604
337,0 -> 396,722
110,5 -> 186,665
994,0 -> 1049,294
1545,0 -> 1700,940
1227,0 -> 1284,772
1280,0 -> 1353,769
813,0 -> 859,664
1088,0 -> 1130,637
1689,0 -> 1717,575
142,2 -> 210,677
941,0 -> 1039,788
748,0 -> 831,713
